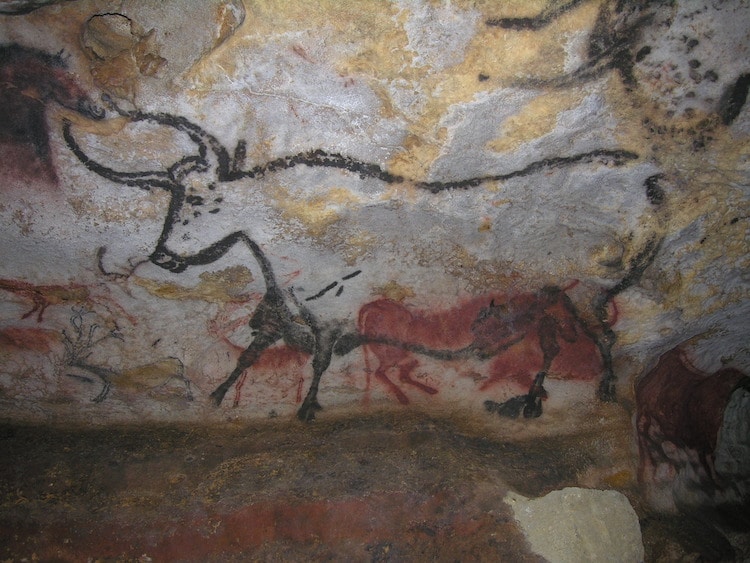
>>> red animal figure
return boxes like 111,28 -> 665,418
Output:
0,278 -> 135,324
358,285 -> 603,418
636,347 -> 749,497
63,97 -> 656,422
0,278 -> 90,322
0,44 -> 104,182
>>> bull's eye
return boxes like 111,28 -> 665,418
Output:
208,183 -> 216,191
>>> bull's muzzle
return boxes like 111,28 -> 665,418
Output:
77,98 -> 106,120
150,249 -> 188,273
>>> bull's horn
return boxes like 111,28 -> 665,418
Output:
102,95 -> 232,180
63,119 -> 173,190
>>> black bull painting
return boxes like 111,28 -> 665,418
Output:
62,97 -> 665,421
58,0 -> 744,420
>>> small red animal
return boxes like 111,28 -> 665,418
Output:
636,347 -> 749,489
0,278 -> 134,325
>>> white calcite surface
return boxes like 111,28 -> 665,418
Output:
506,487 -> 645,563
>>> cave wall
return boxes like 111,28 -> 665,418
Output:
0,0 -> 747,450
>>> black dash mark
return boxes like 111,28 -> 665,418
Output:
645,174 -> 665,205
719,73 -> 750,125
342,270 -> 362,280
336,286 -> 344,297
635,46 -> 651,62
305,281 -> 338,301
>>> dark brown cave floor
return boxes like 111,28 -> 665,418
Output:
0,406 -> 740,562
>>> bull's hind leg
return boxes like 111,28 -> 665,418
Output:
297,328 -> 339,422
374,366 -> 410,404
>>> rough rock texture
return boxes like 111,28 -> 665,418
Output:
1,0 -> 747,424
0,411 -> 735,562
506,487 -> 644,563
1,0 -> 749,556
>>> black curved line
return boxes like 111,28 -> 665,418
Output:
235,148 -> 637,193
486,0 -> 588,30
238,149 -> 406,184
416,149 -> 638,193
342,270 -> 362,280
62,119 -> 174,189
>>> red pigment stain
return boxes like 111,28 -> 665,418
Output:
636,347 -> 748,484
8,491 -> 478,561
1,44 -> 104,190
358,288 -> 603,403
233,344 -> 310,406
0,326 -> 59,353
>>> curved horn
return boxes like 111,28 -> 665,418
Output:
104,95 -> 232,180
62,119 -> 173,190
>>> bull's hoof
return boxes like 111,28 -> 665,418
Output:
297,399 -> 322,422
598,379 -> 617,402
485,396 -> 526,419
209,388 -> 227,407
523,396 -> 543,418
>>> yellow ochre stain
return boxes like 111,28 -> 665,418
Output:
134,266 -> 255,303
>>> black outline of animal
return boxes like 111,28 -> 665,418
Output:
62,95 -> 665,421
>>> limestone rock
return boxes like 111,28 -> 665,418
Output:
506,487 -> 644,563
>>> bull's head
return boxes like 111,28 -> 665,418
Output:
63,98 -> 243,273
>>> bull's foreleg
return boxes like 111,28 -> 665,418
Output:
210,329 -> 281,406
596,327 -> 617,402
487,316 -> 558,419
597,236 -> 664,402
522,316 -> 559,417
